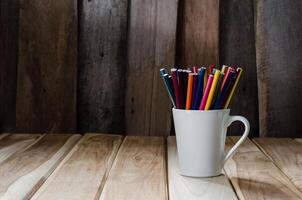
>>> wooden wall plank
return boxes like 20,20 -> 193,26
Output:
255,0 -> 302,137
167,137 -> 237,200
78,0 -> 128,134
253,138 -> 302,192
125,0 -> 178,136
224,137 -> 302,199
0,134 -> 42,165
16,0 -> 77,132
100,136 -> 167,200
175,0 -> 219,66
295,139 -> 302,144
0,0 -> 19,132
219,0 -> 258,137
32,134 -> 122,200
0,134 -> 80,199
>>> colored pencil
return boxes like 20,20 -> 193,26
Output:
191,73 -> 198,109
204,70 -> 220,110
161,74 -> 176,107
208,64 -> 215,74
199,75 -> 214,110
177,69 -> 185,109
185,73 -> 194,110
183,70 -> 188,103
213,71 -> 236,109
220,67 -> 234,91
223,67 -> 243,109
160,68 -> 166,76
192,66 -> 198,73
171,68 -> 180,109
221,65 -> 227,73
192,68 -> 205,109
210,72 -> 224,109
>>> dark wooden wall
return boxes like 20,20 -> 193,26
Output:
0,0 -> 301,137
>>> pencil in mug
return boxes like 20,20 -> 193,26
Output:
177,69 -> 185,109
183,70 -> 188,103
160,73 -> 176,107
185,73 -> 194,110
171,68 -> 180,109
220,67 -> 233,91
199,74 -> 214,110
210,72 -> 224,109
204,70 -> 220,110
192,68 -> 205,109
191,73 -> 198,109
223,67 -> 243,109
213,70 -> 236,109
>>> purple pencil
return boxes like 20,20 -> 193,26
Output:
171,68 -> 180,109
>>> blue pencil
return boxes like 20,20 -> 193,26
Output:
213,71 -> 236,110
191,73 -> 198,109
160,68 -> 166,76
160,73 -> 176,107
192,68 -> 205,109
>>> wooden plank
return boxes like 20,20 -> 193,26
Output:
32,134 -> 122,200
175,0 -> 219,66
255,0 -> 302,137
167,136 -> 237,200
295,139 -> 302,144
224,136 -> 302,199
100,136 -> 167,200
16,0 -> 77,132
78,0 -> 128,134
0,134 -> 9,140
0,134 -> 42,165
0,0 -> 19,132
125,0 -> 178,136
0,134 -> 80,199
253,138 -> 302,192
219,0 -> 258,137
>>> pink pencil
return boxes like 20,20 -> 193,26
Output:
199,75 -> 213,110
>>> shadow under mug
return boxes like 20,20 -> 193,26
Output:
172,108 -> 250,177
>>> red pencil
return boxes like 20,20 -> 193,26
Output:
199,75 -> 214,110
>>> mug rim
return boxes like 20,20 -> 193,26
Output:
172,108 -> 230,113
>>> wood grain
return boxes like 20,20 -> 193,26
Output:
78,0 -> 128,134
295,139 -> 302,144
253,138 -> 302,192
176,0 -> 219,66
255,0 -> 302,137
16,0 -> 77,132
0,134 -> 80,199
0,134 -> 41,165
219,0 -> 258,137
125,0 -> 178,136
0,0 -> 19,132
100,136 -> 167,200
167,136 -> 237,200
32,134 -> 122,200
224,136 -> 302,199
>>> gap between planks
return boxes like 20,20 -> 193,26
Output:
31,133 -> 123,200
224,136 -> 302,200
0,134 -> 81,200
100,136 -> 168,200
167,136 -> 237,200
253,138 -> 302,193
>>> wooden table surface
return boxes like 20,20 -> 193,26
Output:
0,133 -> 301,200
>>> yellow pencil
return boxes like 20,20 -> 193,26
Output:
205,70 -> 220,110
221,65 -> 227,73
224,68 -> 243,109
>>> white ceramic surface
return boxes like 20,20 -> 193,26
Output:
172,108 -> 250,177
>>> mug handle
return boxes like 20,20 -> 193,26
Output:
223,115 -> 250,164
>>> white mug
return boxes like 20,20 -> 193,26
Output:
172,108 -> 250,177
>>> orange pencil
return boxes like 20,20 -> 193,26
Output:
185,73 -> 194,110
